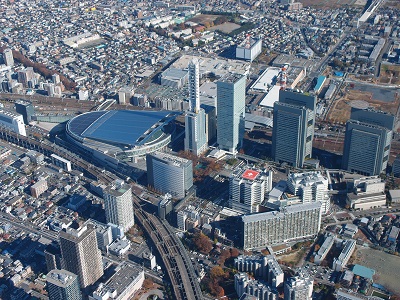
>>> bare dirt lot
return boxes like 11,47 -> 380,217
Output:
300,0 -> 360,8
386,0 -> 400,8
354,247 -> 400,296
210,22 -> 240,34
188,14 -> 221,25
326,85 -> 400,124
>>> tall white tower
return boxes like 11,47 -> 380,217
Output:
185,58 -> 207,155
103,180 -> 135,232
188,58 -> 200,113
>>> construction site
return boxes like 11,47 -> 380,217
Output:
326,82 -> 400,125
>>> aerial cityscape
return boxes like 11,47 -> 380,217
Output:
0,0 -> 399,299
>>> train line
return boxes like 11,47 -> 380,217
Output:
0,128 -> 202,299
0,128 -> 114,184
133,200 -> 203,300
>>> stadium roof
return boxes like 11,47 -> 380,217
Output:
68,110 -> 176,147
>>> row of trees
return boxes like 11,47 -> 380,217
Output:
0,47 -> 77,91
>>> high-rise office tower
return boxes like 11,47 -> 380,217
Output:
217,73 -> 246,153
146,151 -> 193,199
229,167 -> 273,214
46,269 -> 82,300
284,274 -> 313,300
272,90 -> 316,168
59,225 -> 103,288
103,180 -> 134,232
342,108 -> 395,176
185,59 -> 207,155
2,48 -> 14,67
15,100 -> 35,125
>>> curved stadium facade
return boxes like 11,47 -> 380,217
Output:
66,110 -> 179,163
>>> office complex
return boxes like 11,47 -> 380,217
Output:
46,269 -> 82,300
241,202 -> 321,250
272,90 -> 316,168
234,255 -> 284,288
229,167 -> 273,214
342,108 -> 395,176
287,171 -> 330,214
84,219 -> 124,251
15,100 -> 35,124
284,274 -> 313,300
0,110 -> 26,136
158,193 -> 173,220
59,224 -> 104,288
217,73 -> 246,153
346,176 -> 386,210
103,180 -> 135,232
2,48 -> 14,66
146,151 -> 193,199
235,273 -> 278,300
89,262 -> 144,300
185,59 -> 208,155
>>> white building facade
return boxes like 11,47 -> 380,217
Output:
230,168 -> 273,214
103,181 -> 135,232
0,110 -> 26,136
242,202 -> 321,250
287,171 -> 330,214
146,152 -> 193,199
284,275 -> 313,300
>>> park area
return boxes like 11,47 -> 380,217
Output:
379,64 -> 400,85
354,247 -> 400,296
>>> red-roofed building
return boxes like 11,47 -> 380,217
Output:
242,169 -> 260,180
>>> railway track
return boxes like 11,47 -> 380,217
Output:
0,128 -> 202,299
133,200 -> 203,300
0,128 -> 115,184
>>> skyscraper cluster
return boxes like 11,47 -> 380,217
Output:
183,58 -> 246,156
